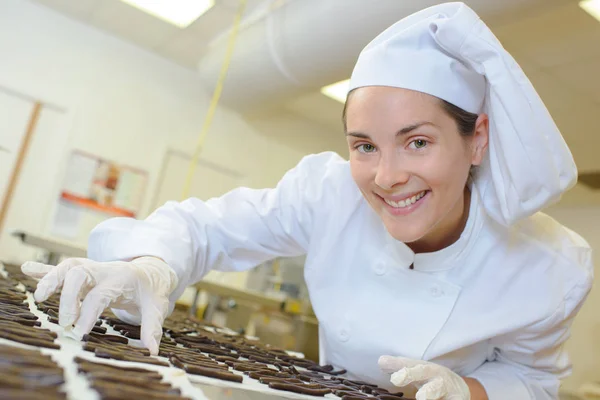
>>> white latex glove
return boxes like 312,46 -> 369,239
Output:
21,256 -> 178,355
379,355 -> 471,400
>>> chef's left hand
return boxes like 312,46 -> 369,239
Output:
379,355 -> 470,400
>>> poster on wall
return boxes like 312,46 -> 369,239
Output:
58,150 -> 147,218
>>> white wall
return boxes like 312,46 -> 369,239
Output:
0,0 -> 346,264
0,94 -> 71,263
545,205 -> 600,393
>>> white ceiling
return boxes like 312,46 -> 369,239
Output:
30,0 -> 269,67
29,0 -> 600,202
492,1 -> 600,175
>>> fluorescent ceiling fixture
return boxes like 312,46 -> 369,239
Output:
580,0 -> 600,22
321,79 -> 350,103
119,0 -> 215,28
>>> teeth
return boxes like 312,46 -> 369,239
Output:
384,191 -> 426,208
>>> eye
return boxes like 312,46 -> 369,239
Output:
410,139 -> 428,149
357,144 -> 377,153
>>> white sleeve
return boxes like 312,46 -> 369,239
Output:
468,260 -> 593,400
87,152 -> 348,305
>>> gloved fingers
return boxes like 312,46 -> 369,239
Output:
58,265 -> 95,327
72,285 -> 115,338
139,294 -> 169,356
415,377 -> 445,400
30,258 -> 89,302
391,364 -> 436,387
111,308 -> 142,326
21,261 -> 54,279
379,355 -> 426,374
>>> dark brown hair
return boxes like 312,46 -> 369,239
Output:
342,90 -> 479,136
439,99 -> 478,136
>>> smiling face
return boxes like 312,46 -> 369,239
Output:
344,86 -> 488,251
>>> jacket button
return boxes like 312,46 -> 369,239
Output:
373,262 -> 386,276
430,285 -> 443,297
339,329 -> 350,342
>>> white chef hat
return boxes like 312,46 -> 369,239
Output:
349,2 -> 577,226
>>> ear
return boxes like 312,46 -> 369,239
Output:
471,113 -> 489,166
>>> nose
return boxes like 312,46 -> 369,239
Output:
374,153 -> 410,190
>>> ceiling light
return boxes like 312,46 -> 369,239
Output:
320,79 -> 350,103
119,0 -> 215,28
580,0 -> 600,22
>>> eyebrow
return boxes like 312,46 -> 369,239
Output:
345,121 -> 434,139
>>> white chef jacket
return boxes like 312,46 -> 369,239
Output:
88,152 -> 593,399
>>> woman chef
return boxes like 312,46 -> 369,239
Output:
22,3 -> 593,400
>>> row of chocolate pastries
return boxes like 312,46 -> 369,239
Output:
0,343 -> 189,400
0,274 -> 191,399
42,294 -> 411,399
82,328 -> 409,399
0,275 -> 61,349
0,273 -> 69,398
3,264 -> 412,399
0,344 -> 66,400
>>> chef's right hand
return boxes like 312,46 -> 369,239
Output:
21,256 -> 178,355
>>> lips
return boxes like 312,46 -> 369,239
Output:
383,190 -> 427,209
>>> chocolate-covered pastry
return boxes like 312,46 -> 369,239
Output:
0,289 -> 59,349
83,341 -> 150,357
90,325 -> 107,334
76,357 -> 190,399
335,390 -> 370,397
343,379 -> 378,388
172,355 -> 229,371
75,357 -> 163,378
84,333 -> 128,345
94,348 -> 169,366
258,376 -> 306,385
110,323 -> 142,339
0,344 -> 66,399
247,370 -> 287,379
169,355 -> 243,383
267,382 -> 332,396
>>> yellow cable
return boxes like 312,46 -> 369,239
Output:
272,258 -> 281,292
181,0 -> 248,200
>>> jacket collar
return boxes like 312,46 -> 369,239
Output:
384,182 -> 484,272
